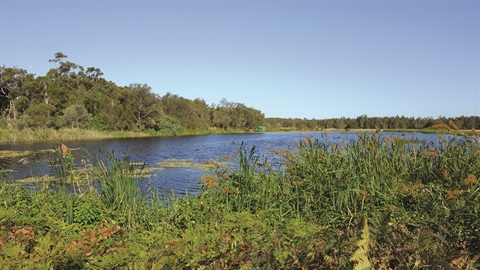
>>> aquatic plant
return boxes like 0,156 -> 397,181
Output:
1,132 -> 479,268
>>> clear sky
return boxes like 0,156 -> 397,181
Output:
1,0 -> 479,119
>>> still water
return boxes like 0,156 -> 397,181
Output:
0,132 -> 442,195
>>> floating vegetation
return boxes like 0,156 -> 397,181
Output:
0,149 -> 55,159
157,158 -> 229,170
13,160 -> 152,184
130,162 -> 146,167
134,166 -> 163,178
0,168 -> 13,173
17,174 -> 61,184
0,148 -> 82,164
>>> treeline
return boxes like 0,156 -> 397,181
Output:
267,114 -> 480,131
3,53 -> 480,135
0,53 -> 265,135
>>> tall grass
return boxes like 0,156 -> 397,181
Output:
47,145 -> 159,229
86,151 -> 151,229
1,131 -> 479,268
0,128 -> 152,143
198,132 -> 480,267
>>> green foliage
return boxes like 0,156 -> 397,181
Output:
1,131 -> 480,268
198,132 -> 480,268
154,114 -> 184,136
90,115 -> 106,131
266,115 -> 480,131
3,54 -> 267,137
62,104 -> 89,128
210,98 -> 265,130
89,152 -> 143,228
23,103 -> 57,128
161,93 -> 210,131
4,53 -> 480,143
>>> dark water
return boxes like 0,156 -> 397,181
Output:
0,132 -> 443,195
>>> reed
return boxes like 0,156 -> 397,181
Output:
1,132 -> 479,268
197,132 -> 480,267
86,151 -> 145,229
0,128 -> 153,143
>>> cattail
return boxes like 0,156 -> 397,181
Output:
447,189 -> 459,200
432,124 -> 450,131
268,148 -> 282,155
201,175 -> 219,188
448,120 -> 459,131
463,174 -> 477,186
61,143 -> 69,158
421,151 -> 437,157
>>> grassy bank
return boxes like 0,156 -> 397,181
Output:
183,127 -> 252,136
1,132 -> 479,268
0,128 -> 154,143
0,127 -> 258,143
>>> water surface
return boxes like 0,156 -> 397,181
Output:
0,132 -> 443,194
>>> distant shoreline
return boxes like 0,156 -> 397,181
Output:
266,127 -> 474,135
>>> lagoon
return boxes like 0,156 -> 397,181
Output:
0,131 -> 445,195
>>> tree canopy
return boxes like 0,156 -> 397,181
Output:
0,53 -> 266,135
1,53 -> 479,134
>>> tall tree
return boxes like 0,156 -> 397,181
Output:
48,52 -> 68,64
0,66 -> 33,120
128,84 -> 163,130
161,93 -> 210,130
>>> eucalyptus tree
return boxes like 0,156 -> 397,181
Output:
85,67 -> 104,85
0,66 -> 34,120
62,104 -> 89,128
127,84 -> 164,130
23,103 -> 57,128
44,53 -> 88,115
161,93 -> 210,130
48,52 -> 68,64
211,105 -> 232,129
98,84 -> 134,131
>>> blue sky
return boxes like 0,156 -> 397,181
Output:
1,0 -> 479,119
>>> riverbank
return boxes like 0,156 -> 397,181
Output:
0,127 -> 257,144
0,127 -> 475,144
0,128 -> 153,144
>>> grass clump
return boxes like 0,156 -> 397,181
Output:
1,132 -> 479,268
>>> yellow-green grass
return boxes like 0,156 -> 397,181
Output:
0,127 -> 262,143
0,128 -> 151,143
